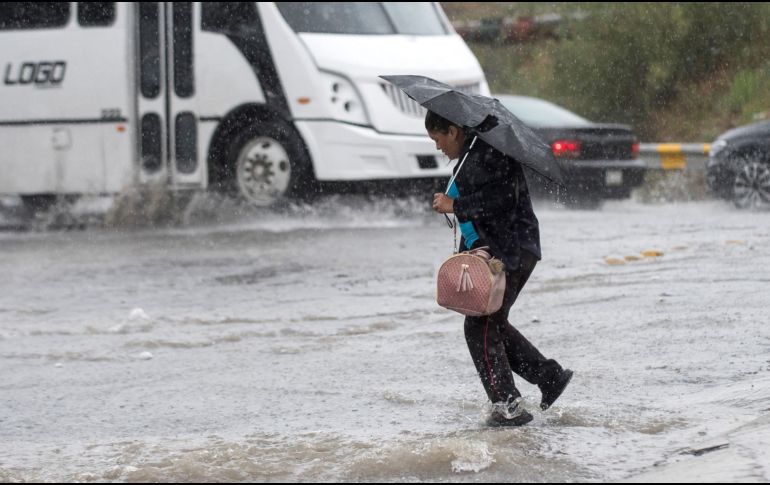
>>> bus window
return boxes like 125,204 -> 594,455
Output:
173,2 -> 194,98
276,3 -> 392,35
0,2 -> 70,30
138,2 -> 160,99
77,2 -> 115,27
175,112 -> 197,174
382,3 -> 447,35
201,2 -> 258,33
141,113 -> 162,172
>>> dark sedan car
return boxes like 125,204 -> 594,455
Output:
495,94 -> 646,206
707,119 -> 770,209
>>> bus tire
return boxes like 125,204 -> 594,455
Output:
219,120 -> 316,207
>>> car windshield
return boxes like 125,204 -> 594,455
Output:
276,2 -> 448,35
496,95 -> 591,127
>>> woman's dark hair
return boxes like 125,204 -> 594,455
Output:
425,110 -> 461,134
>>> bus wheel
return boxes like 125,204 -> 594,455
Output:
223,122 -> 315,207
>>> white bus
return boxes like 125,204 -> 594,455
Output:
0,2 -> 488,209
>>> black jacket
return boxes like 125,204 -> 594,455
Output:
453,136 -> 542,271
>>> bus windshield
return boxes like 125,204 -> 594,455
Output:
276,2 -> 448,36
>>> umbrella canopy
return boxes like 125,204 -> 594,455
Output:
380,74 -> 564,185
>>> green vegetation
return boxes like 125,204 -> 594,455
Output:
443,2 -> 770,141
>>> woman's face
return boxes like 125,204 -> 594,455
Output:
428,125 -> 465,160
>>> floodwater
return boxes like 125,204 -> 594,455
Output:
1,195 -> 769,482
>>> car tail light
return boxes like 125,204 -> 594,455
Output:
631,142 -> 640,158
551,140 -> 581,158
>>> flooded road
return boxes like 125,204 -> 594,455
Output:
2,197 -> 769,482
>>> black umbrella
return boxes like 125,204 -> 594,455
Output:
380,74 -> 564,186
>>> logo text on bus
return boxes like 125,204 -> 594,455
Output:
4,62 -> 67,87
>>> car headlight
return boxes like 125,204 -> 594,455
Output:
320,71 -> 370,126
709,139 -> 728,158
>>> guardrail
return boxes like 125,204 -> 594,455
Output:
639,142 -> 710,171
636,142 -> 712,201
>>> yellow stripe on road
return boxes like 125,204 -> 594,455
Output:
642,249 -> 664,258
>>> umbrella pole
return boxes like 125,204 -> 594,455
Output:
443,135 -> 478,229
444,135 -> 478,195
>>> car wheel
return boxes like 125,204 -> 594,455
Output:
732,161 -> 770,210
20,194 -> 57,215
221,121 -> 316,207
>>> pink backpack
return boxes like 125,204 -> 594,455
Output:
437,247 -> 506,316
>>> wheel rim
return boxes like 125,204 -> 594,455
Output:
235,137 -> 292,206
733,162 -> 770,210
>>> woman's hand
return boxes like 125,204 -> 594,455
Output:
432,193 -> 454,214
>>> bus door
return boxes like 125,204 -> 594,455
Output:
136,2 -> 202,189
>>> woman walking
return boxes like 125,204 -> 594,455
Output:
427,110 -> 573,426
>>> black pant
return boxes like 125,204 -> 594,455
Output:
464,250 -> 563,404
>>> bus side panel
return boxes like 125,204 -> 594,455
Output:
0,5 -> 135,195
102,123 -> 136,193
195,31 -> 266,118
0,126 -> 63,193
257,3 -> 331,121
0,125 -> 133,194
194,15 -> 266,186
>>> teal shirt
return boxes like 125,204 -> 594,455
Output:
447,181 -> 479,250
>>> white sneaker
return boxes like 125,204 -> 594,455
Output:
487,397 -> 534,427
